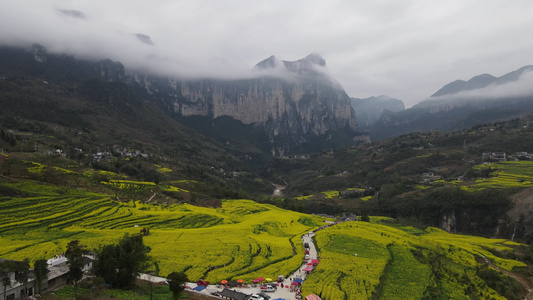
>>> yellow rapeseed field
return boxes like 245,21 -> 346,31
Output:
0,181 -> 324,282
302,221 -> 523,299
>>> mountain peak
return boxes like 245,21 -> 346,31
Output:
299,53 -> 326,67
254,55 -> 279,70
254,53 -> 326,76
432,66 -> 533,98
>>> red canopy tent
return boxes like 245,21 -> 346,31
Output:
302,266 -> 314,272
305,294 -> 322,300
253,277 -> 265,283
310,259 -> 319,265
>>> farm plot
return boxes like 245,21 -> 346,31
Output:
0,181 -> 322,282
465,161 -> 533,190
380,245 -> 431,299
304,221 -> 524,299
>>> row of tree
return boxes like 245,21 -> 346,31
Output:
1,233 -> 187,300
65,233 -> 188,300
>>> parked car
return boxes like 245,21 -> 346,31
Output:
196,279 -> 210,286
257,292 -> 272,299
261,285 -> 276,292
249,294 -> 265,300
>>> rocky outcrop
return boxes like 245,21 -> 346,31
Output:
95,59 -> 126,82
496,188 -> 533,242
440,211 -> 457,232
2,45 -> 359,155
126,54 -> 358,155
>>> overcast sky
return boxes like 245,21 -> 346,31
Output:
1,0 -> 533,107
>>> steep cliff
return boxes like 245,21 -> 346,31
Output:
1,45 -> 359,156
496,188 -> 533,243
127,54 -> 358,155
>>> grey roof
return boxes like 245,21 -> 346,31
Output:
218,288 -> 249,300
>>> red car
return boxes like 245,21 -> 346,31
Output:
197,279 -> 210,286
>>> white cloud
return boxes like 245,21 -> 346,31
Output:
1,0 -> 533,107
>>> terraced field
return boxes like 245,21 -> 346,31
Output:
302,220 -> 526,299
1,158 -> 531,299
466,161 -> 533,190
0,180 -> 322,282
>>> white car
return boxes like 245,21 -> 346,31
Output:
262,285 -> 276,292
249,294 -> 265,300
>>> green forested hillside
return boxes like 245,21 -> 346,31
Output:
266,117 -> 533,237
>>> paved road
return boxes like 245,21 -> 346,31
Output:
184,230 -> 320,300
139,229 -> 324,299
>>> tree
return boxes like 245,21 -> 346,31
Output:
93,234 -> 151,289
167,271 -> 189,300
14,259 -> 30,299
65,240 -> 87,299
140,227 -> 150,236
0,260 -> 15,300
33,259 -> 49,295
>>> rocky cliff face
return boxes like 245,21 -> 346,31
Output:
124,54 -> 358,155
496,188 -> 533,243
6,45 -> 358,156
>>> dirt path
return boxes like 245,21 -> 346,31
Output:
483,256 -> 533,300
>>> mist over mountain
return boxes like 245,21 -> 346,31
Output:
127,52 -> 360,156
371,65 -> 533,140
431,65 -> 533,98
350,95 -> 405,129
0,45 -> 360,156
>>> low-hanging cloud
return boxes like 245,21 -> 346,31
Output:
430,70 -> 533,102
1,0 -> 533,106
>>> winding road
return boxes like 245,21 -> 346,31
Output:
180,231 -> 319,299
482,256 -> 533,300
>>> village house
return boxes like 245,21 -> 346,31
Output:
515,151 -> 531,160
422,172 -> 442,184
0,255 -> 93,300
0,259 -> 36,300
45,255 -> 94,291
482,151 -> 507,162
